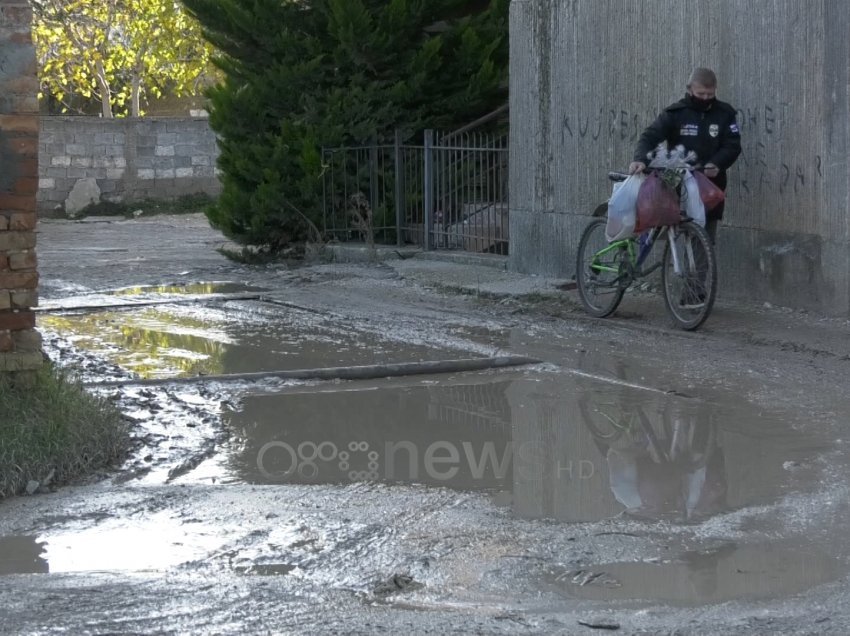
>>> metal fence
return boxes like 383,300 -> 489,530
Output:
322,128 -> 509,254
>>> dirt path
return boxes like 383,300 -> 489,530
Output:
1,214 -> 849,634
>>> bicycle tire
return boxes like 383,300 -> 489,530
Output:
576,218 -> 628,318
661,221 -> 717,330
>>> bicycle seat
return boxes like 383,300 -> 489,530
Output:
608,172 -> 629,182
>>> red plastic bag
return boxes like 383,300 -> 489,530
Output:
635,172 -> 681,233
693,171 -> 725,210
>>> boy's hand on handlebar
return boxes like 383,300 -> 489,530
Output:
628,161 -> 646,174
703,163 -> 719,178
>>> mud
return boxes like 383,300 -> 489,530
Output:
1,214 -> 850,634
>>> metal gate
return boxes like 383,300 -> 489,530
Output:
322,127 -> 508,254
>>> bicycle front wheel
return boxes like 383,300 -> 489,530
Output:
661,221 -> 717,330
576,218 -> 629,318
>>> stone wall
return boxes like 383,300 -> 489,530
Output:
38,116 -> 221,215
0,0 -> 41,373
509,0 -> 850,315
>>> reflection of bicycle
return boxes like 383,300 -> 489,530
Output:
576,169 -> 717,330
580,396 -> 716,473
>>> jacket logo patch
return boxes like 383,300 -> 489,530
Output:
709,124 -> 719,138
730,123 -> 740,134
680,124 -> 699,137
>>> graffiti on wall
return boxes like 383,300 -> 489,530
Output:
560,101 -> 823,197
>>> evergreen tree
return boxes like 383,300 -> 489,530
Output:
182,0 -> 508,249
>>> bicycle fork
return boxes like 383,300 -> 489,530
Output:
667,226 -> 696,277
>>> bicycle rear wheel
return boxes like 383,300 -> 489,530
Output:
661,221 -> 717,330
576,218 -> 629,318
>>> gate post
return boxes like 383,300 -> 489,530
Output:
0,0 -> 42,378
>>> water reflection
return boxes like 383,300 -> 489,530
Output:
580,391 -> 726,522
108,282 -> 267,297
0,515 -> 225,574
39,302 -> 465,380
212,372 -> 819,524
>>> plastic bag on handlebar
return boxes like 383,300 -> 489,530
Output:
635,171 -> 680,233
693,170 -> 725,210
605,173 -> 642,242
682,171 -> 706,226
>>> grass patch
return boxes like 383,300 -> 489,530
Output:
75,193 -> 215,219
0,366 -> 129,500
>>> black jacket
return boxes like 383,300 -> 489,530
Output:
634,95 -> 742,179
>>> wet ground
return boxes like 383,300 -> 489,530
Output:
2,214 -> 850,634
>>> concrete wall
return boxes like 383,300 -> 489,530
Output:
0,0 -> 42,373
38,117 -> 220,215
509,0 -> 850,315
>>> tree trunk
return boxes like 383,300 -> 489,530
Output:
95,59 -> 113,118
131,71 -> 141,118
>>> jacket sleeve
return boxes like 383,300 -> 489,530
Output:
708,115 -> 742,170
634,110 -> 673,163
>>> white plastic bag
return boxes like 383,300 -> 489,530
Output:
605,173 -> 643,242
682,171 -> 706,227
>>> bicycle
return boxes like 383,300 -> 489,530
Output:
575,168 -> 717,330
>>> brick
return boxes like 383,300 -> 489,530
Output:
0,331 -> 12,353
0,215 -> 7,231
0,311 -> 35,330
0,352 -> 43,372
0,292 -> 9,310
0,272 -> 38,288
0,115 -> 38,133
13,328 -> 41,352
0,77 -> 39,94
16,157 -> 37,179
0,232 -> 35,251
12,176 -> 38,195
0,254 -> 8,271
6,136 -> 37,157
10,290 -> 38,308
9,213 -> 36,231
9,250 -> 36,270
0,193 -> 36,212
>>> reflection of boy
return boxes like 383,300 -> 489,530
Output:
606,445 -> 727,521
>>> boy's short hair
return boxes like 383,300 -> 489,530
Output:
688,67 -> 717,88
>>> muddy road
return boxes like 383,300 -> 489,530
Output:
2,214 -> 850,634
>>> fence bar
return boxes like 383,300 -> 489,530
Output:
394,129 -> 404,246
423,129 -> 434,251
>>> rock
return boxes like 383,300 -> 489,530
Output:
133,209 -> 144,218
65,178 -> 101,218
25,480 -> 40,495
372,573 -> 423,596
577,618 -> 620,630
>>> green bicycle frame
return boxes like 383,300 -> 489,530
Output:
591,238 -> 637,274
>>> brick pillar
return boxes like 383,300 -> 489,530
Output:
0,0 -> 41,373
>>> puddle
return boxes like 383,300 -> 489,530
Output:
0,514 -> 224,574
107,282 -> 267,297
187,372 -> 834,525
545,541 -> 842,606
39,281 -> 270,311
40,301 -> 472,380
0,536 -> 49,574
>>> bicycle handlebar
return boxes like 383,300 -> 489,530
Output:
608,165 -> 704,182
